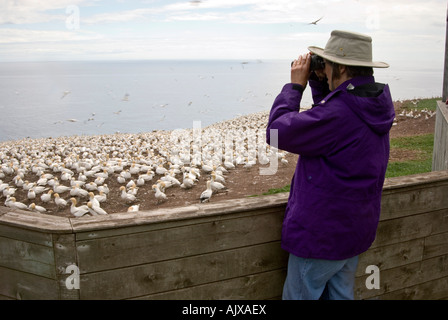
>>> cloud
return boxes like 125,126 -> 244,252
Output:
0,0 -> 89,24
0,28 -> 101,44
0,0 -> 445,64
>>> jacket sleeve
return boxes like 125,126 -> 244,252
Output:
309,76 -> 330,105
266,83 -> 340,157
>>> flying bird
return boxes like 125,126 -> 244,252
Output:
190,0 -> 203,6
308,16 -> 324,25
61,91 -> 71,99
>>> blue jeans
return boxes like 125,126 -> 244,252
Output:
282,253 -> 359,300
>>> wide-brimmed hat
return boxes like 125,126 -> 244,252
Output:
308,30 -> 389,68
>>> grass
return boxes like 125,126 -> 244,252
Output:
386,133 -> 434,178
399,97 -> 439,112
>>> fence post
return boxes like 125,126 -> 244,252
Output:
443,2 -> 448,101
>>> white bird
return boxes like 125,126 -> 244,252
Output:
97,184 -> 109,194
224,160 -> 235,169
54,193 -> 68,208
156,165 -> 167,175
128,185 -> 139,196
53,183 -> 71,194
41,190 -> 54,203
29,203 -> 47,213
70,178 -> 85,187
94,191 -> 107,203
161,172 -> 180,186
201,161 -> 214,173
200,180 -> 213,203
87,201 -> 108,215
6,197 -> 28,210
88,192 -> 100,207
210,175 -> 225,193
61,90 -> 71,99
94,176 -> 105,185
70,198 -> 90,217
126,179 -> 136,189
127,204 -> 140,212
180,177 -> 195,189
36,175 -> 48,186
152,184 -> 167,203
27,188 -> 36,200
0,182 -> 9,192
137,176 -> 145,186
211,171 -> 225,183
120,186 -> 136,202
70,184 -> 89,197
117,175 -> 126,184
85,182 -> 98,191
3,187 -> 16,197
122,93 -> 130,101
139,170 -> 154,181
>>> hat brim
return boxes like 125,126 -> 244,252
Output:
308,46 -> 389,68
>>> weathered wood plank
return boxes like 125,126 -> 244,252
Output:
80,242 -> 287,300
0,209 -> 72,234
370,212 -> 433,249
383,170 -> 448,190
356,238 -> 424,277
376,277 -> 448,300
70,193 -> 289,235
380,180 -> 448,220
133,269 -> 287,300
0,266 -> 59,300
355,254 -> 448,299
74,206 -> 286,241
430,208 -> 448,234
0,224 -> 52,247
77,211 -> 283,273
0,236 -> 55,278
53,233 -> 80,300
424,232 -> 448,259
432,101 -> 448,171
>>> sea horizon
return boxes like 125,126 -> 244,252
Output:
0,59 -> 442,143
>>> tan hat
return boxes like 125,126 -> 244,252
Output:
308,30 -> 389,68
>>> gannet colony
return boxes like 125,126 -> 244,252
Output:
0,111 -> 289,218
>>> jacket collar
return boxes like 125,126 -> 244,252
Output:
314,76 -> 376,107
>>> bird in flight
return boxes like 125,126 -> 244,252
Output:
309,16 -> 324,25
189,0 -> 203,6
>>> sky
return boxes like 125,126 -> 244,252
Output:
0,0 -> 447,70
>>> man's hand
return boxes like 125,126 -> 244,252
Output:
291,53 -> 311,88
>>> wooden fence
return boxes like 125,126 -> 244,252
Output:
1,170 -> 448,300
433,101 -> 448,171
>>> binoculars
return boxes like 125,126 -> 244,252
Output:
291,55 -> 325,71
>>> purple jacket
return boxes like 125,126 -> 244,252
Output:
267,76 -> 395,260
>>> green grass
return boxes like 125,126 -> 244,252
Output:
386,133 -> 434,178
400,97 -> 439,111
262,184 -> 291,195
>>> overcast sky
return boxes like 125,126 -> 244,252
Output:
0,0 -> 446,70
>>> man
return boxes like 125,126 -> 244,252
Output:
266,30 -> 395,300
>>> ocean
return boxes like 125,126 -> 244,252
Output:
0,60 -> 442,143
